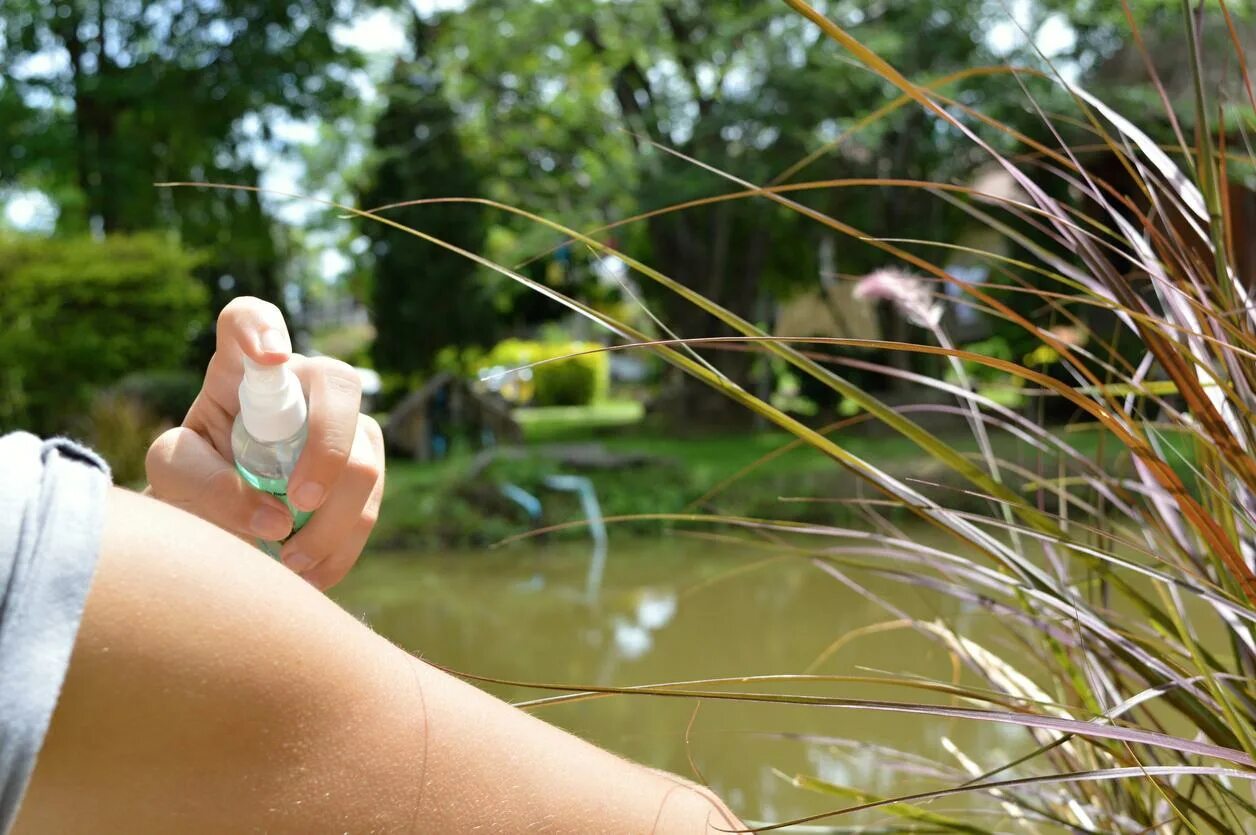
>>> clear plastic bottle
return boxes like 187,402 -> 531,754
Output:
232,355 -> 312,551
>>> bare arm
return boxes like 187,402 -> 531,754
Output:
14,488 -> 742,834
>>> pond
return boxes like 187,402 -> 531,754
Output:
333,527 -> 1045,829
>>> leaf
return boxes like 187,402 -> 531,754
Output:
762,766 -> 1256,832
785,771 -> 998,835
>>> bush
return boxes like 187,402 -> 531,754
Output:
112,370 -> 203,424
478,338 -> 609,407
84,390 -> 173,486
0,234 -> 207,435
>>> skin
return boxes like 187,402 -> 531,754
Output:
145,296 -> 383,589
14,487 -> 745,833
16,297 -> 744,832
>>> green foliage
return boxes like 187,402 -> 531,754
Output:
84,389 -> 172,486
513,401 -> 645,443
479,339 -> 609,407
111,370 -> 203,425
360,15 -> 495,379
87,369 -> 201,483
437,0 -> 1084,418
374,428 -> 1125,549
0,234 -> 207,434
943,336 -> 1025,408
0,0 -> 379,317
309,321 -> 375,368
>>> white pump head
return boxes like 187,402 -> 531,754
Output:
238,356 -> 307,443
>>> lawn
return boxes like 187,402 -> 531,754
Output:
513,399 -> 645,442
370,419 -> 1151,551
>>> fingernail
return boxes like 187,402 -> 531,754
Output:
259,327 -> 290,354
251,505 -> 292,539
293,482 -> 325,511
285,551 -> 316,573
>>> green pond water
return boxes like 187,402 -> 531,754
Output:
332,529 -> 1045,829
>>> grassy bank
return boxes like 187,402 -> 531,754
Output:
370,426 -> 1139,550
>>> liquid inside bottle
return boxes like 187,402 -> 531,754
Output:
232,417 -> 312,534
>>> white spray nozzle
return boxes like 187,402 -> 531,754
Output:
242,355 -> 287,393
238,355 -> 307,443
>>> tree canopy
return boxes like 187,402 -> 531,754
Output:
359,14 -> 495,381
434,0 -> 1027,416
1,0 -> 1243,421
1,0 -> 377,308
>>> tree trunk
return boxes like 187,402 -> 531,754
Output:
56,1 -> 120,234
645,207 -> 768,429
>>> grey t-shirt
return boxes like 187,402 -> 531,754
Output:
0,432 -> 111,833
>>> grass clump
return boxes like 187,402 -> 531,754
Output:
185,1 -> 1256,825
377,1 -> 1256,828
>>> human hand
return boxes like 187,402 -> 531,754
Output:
146,297 -> 385,589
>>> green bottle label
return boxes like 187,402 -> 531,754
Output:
236,462 -> 313,551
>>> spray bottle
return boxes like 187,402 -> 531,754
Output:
232,355 -> 312,551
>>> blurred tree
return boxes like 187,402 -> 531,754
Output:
439,0 -> 1232,421
0,233 -> 206,434
359,15 -> 494,381
440,0 -> 1006,422
0,0 -> 375,312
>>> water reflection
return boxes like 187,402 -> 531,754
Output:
334,533 -> 1034,827
611,589 -> 677,660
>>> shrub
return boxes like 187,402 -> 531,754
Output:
112,370 -> 203,424
0,234 -> 207,435
478,338 -> 609,407
84,389 -> 172,486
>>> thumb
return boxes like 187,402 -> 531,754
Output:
146,427 -> 293,541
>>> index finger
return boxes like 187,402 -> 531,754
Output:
199,297 -> 293,413
286,355 -> 363,513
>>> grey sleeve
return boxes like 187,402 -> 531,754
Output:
0,432 -> 111,834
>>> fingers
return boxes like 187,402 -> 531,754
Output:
155,296 -> 381,590
216,296 -> 292,363
281,415 -> 384,589
196,297 -> 293,416
287,355 -> 363,513
146,427 -> 293,541
200,299 -> 365,516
